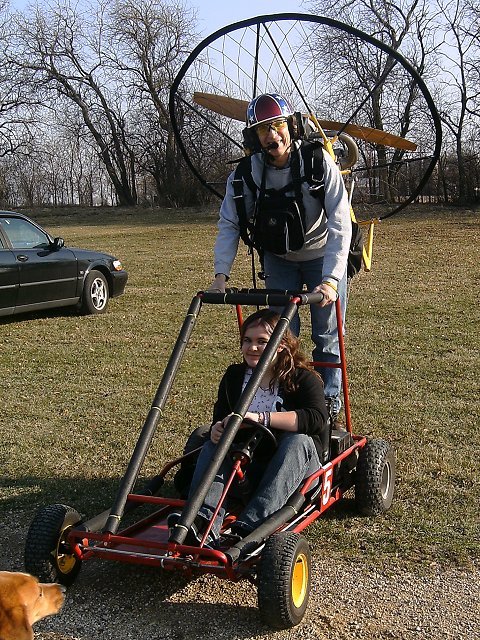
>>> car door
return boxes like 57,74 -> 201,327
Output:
0,216 -> 78,309
0,228 -> 19,315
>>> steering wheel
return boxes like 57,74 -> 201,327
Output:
230,416 -> 278,460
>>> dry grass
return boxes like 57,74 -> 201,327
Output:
0,204 -> 478,568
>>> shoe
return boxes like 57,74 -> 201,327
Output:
167,511 -> 213,548
332,416 -> 347,431
325,397 -> 346,431
216,524 -> 253,550
230,524 -> 252,539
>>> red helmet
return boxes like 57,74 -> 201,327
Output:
246,93 -> 294,129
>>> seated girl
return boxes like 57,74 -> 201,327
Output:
169,308 -> 329,545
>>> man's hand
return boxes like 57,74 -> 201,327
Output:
207,273 -> 227,293
312,281 -> 338,307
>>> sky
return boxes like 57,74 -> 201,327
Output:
195,0 -> 309,36
9,0 -> 310,36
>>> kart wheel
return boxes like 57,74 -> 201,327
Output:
81,270 -> 109,314
24,504 -> 82,586
257,532 -> 311,629
355,438 -> 395,515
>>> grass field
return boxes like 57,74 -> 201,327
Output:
0,205 -> 478,569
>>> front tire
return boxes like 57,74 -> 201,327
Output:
257,532 -> 311,629
81,270 -> 109,314
355,438 -> 395,515
24,504 -> 82,586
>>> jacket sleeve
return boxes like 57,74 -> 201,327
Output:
213,170 -> 242,278
321,150 -> 352,283
211,371 -> 231,424
283,369 -> 329,437
210,364 -> 244,424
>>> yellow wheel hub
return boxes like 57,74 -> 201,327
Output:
55,525 -> 77,574
291,552 -> 308,608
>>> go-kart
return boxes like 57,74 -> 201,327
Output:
24,289 -> 395,629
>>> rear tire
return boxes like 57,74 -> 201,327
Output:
257,532 -> 311,629
355,438 -> 395,515
24,504 -> 82,586
81,270 -> 109,314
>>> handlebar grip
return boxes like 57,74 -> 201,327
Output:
199,288 -> 324,306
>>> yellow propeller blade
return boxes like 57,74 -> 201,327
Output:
194,92 -> 249,121
319,119 -> 417,151
193,92 -> 417,152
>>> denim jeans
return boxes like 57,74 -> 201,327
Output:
263,252 -> 347,415
188,433 -> 321,539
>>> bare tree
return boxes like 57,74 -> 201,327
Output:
104,0 -> 199,204
434,0 -> 480,203
9,1 -> 138,206
305,0 -> 438,202
0,1 -> 40,160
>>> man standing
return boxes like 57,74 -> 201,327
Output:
209,93 -> 351,424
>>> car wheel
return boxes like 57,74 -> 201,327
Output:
355,438 -> 395,515
257,532 -> 311,629
81,270 -> 109,314
24,504 -> 82,586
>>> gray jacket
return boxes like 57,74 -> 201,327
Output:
213,140 -> 352,284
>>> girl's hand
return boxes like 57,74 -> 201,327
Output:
210,420 -> 224,443
211,413 -> 233,443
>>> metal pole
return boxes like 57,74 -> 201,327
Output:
103,295 -> 203,534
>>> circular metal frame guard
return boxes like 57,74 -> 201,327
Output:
169,13 -> 442,220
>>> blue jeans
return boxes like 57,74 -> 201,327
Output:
188,433 -> 321,539
263,252 -> 347,415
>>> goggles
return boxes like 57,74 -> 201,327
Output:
255,119 -> 288,135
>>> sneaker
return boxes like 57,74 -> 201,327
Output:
217,524 -> 251,547
325,397 -> 346,431
332,416 -> 347,431
167,511 -> 213,548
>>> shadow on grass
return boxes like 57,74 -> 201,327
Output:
1,471 -> 360,524
0,474 -> 181,521
0,306 -> 79,325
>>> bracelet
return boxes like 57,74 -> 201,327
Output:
322,280 -> 338,292
257,412 -> 265,425
264,411 -> 271,428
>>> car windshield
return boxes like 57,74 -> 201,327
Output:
0,217 -> 50,249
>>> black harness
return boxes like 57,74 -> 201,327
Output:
232,139 -> 363,281
232,141 -> 325,267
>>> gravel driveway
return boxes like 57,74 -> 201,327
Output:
2,514 -> 478,640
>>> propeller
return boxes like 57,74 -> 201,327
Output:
193,91 -> 417,152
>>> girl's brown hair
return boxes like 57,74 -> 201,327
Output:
240,308 -> 321,392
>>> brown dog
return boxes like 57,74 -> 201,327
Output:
0,571 -> 65,640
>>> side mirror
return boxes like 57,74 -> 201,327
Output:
52,237 -> 65,250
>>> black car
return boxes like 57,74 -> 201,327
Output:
0,211 -> 128,317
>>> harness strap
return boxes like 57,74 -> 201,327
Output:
232,141 -> 326,251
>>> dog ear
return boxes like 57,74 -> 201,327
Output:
0,605 -> 34,640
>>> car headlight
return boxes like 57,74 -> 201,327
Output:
112,259 -> 123,271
